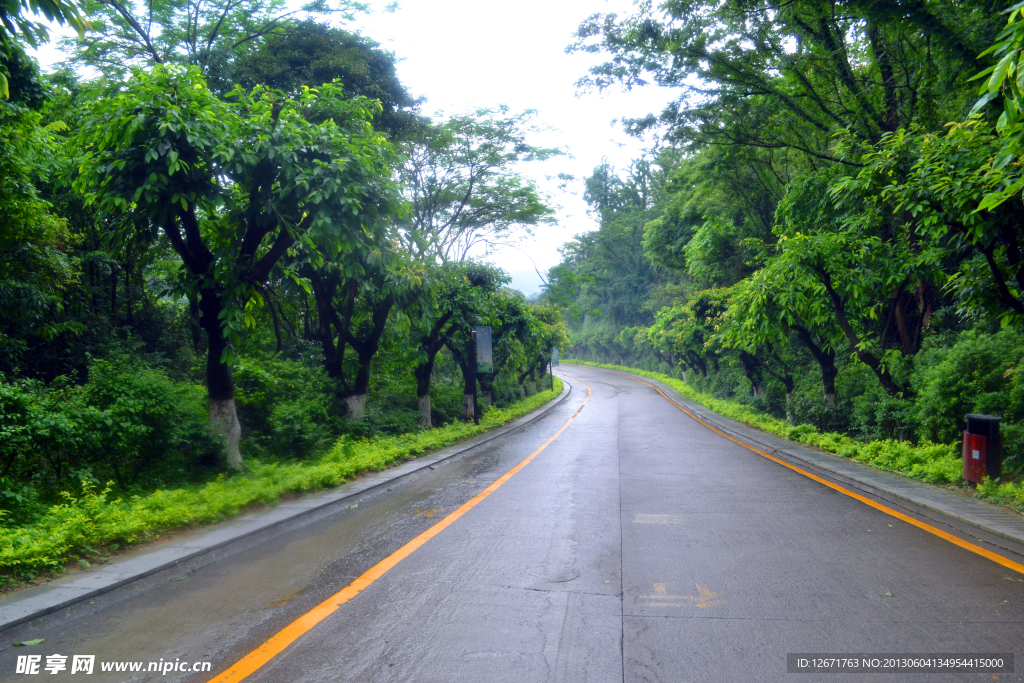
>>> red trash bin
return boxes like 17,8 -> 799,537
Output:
962,414 -> 1002,485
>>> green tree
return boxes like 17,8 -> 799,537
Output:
0,96 -> 84,372
229,20 -> 418,138
74,66 -> 397,467
571,0 -> 995,156
836,121 -> 1024,328
1,0 -> 85,98
410,262 -> 504,427
971,0 -> 1024,210
304,240 -> 422,419
401,109 -> 559,261
64,0 -> 363,81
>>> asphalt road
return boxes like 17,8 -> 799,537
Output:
2,365 -> 1024,682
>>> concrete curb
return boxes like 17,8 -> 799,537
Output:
0,381 -> 572,633
567,364 -> 1024,554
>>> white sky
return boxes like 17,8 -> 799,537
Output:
348,0 -> 671,294
30,0 -> 673,296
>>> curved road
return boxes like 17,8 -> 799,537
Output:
2,366 -> 1023,682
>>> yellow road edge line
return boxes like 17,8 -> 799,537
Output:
207,379 -> 593,683
610,369 -> 1024,576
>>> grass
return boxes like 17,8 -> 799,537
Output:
0,379 -> 563,583
564,361 -> 1024,511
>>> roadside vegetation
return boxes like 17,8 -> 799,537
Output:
542,0 -> 1024,506
0,0 -> 568,585
0,380 -> 561,584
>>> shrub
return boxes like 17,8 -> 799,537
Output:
0,359 -> 221,518
83,359 -> 221,486
912,329 -> 1024,445
233,357 -> 341,458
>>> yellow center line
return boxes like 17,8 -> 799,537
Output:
611,369 -> 1024,576
207,378 -> 592,683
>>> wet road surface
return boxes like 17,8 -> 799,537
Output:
2,366 -> 1024,682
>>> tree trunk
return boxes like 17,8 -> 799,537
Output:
785,391 -> 794,423
110,267 -> 118,327
415,353 -> 437,428
822,363 -> 838,410
199,285 -> 243,469
793,325 -> 838,413
342,350 -> 374,420
418,394 -> 431,428
341,297 -> 393,421
209,397 -> 242,469
124,261 -> 133,327
344,393 -> 367,420
463,392 -> 475,421
738,351 -> 764,398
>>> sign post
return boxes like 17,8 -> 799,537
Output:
475,326 -> 493,375
472,326 -> 492,425
550,347 -> 558,390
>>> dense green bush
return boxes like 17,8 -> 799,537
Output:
233,352 -> 476,456
234,357 -> 341,459
911,329 -> 1024,464
0,359 -> 221,522
83,359 -> 222,485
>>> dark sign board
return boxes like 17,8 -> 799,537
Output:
475,326 -> 493,374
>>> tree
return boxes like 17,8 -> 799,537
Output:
646,291 -> 727,380
401,108 -> 559,261
229,21 -> 419,138
304,240 -> 422,419
836,121 -> 1024,329
445,286 -> 537,414
409,262 -> 504,427
515,303 -> 570,397
570,0 -> 995,158
75,66 -> 397,466
971,0 -> 1024,210
721,263 -> 842,412
1,0 -> 85,98
64,0 -> 364,81
0,85 -> 84,372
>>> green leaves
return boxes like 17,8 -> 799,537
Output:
400,108 -> 559,261
75,66 -> 398,368
970,1 -> 1024,211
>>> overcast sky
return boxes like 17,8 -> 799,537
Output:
30,0 -> 672,296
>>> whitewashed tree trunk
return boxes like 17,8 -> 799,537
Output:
518,382 -> 525,398
463,393 -> 475,420
682,369 -> 688,383
785,391 -> 794,423
418,395 -> 431,428
529,380 -> 537,395
824,391 -> 837,410
210,398 -> 242,469
345,394 -> 367,420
